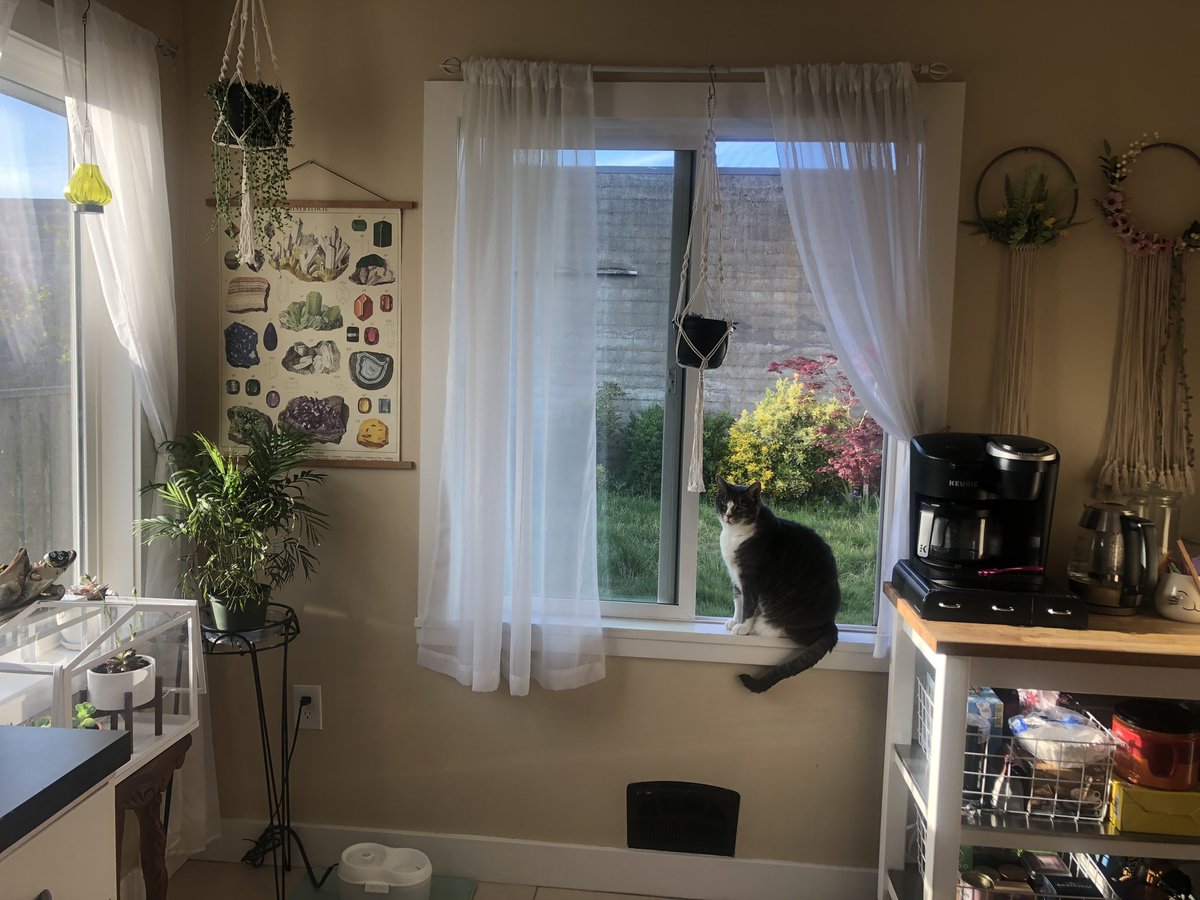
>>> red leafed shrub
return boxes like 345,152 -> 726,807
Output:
767,354 -> 883,495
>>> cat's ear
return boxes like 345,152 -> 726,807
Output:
715,473 -> 728,488
748,481 -> 762,501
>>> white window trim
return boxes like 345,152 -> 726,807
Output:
1,24 -> 141,594
419,79 -> 963,673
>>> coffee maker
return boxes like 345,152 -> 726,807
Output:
892,433 -> 1088,628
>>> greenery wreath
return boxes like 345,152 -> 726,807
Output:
963,148 -> 1082,247
1098,134 -> 1200,256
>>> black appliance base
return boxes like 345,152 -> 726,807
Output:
892,559 -> 1088,629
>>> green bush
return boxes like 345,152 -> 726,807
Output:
702,411 -> 734,487
618,404 -> 665,496
596,381 -> 627,465
723,377 -> 846,501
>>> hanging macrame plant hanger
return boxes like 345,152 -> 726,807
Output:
211,0 -> 292,262
674,70 -> 734,493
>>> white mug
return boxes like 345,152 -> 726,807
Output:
1155,572 -> 1200,624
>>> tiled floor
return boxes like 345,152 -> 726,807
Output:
168,860 -> 682,900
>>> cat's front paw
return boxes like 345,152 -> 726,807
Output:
724,617 -> 739,632
733,621 -> 753,636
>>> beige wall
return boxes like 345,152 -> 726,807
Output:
153,0 -> 1200,868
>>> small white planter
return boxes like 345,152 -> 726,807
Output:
33,631 -> 60,658
86,654 -> 156,711
58,607 -> 103,650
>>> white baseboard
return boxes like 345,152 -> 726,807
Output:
200,818 -> 876,900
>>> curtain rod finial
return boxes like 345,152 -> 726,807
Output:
441,56 -> 463,75
913,62 -> 952,81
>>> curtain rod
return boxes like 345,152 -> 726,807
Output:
34,0 -> 179,57
439,56 -> 953,81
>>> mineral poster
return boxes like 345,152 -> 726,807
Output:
218,207 -> 403,462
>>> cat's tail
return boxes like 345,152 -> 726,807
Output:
738,623 -> 838,693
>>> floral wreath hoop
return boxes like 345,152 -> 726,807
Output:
1099,135 -> 1200,256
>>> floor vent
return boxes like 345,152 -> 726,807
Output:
626,781 -> 740,857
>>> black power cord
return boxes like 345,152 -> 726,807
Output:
240,695 -> 337,888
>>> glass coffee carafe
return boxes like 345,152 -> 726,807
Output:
1129,482 -> 1182,577
1067,500 -> 1158,615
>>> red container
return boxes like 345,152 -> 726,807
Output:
1113,699 -> 1200,791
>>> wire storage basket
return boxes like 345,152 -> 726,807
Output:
958,847 -> 1121,899
962,706 -> 1117,823
914,675 -> 1118,823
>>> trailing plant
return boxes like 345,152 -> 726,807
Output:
962,164 -> 1083,247
207,78 -> 293,260
136,424 -> 328,610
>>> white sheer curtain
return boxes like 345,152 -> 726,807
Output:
55,0 -> 218,885
0,1 -> 18,55
766,63 -> 938,657
418,57 -> 605,696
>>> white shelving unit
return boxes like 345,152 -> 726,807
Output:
878,585 -> 1200,899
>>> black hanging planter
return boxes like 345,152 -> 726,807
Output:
210,80 -> 293,149
676,314 -> 732,369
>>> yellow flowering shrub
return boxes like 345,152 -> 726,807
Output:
723,376 -> 847,500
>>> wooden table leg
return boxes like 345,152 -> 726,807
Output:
115,733 -> 192,900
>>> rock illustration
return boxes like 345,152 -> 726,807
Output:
227,405 -> 273,444
269,219 -> 352,282
224,322 -> 260,368
282,340 -> 342,375
278,395 -> 349,444
226,275 -> 270,313
348,351 -> 394,390
279,291 -> 344,332
348,253 -> 395,286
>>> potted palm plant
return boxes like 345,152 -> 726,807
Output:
136,425 -> 328,631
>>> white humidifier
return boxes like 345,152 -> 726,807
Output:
338,843 -> 432,899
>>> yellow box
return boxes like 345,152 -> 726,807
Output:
1110,778 -> 1200,837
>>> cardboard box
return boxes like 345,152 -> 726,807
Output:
1110,778 -> 1200,837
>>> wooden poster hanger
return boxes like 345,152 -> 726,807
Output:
206,160 -> 416,210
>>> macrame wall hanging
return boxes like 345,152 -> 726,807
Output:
962,147 -> 1082,435
674,70 -> 734,493
207,0 -> 293,263
1095,136 -> 1200,497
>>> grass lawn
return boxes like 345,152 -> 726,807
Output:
598,488 -> 879,626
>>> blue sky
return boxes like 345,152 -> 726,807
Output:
599,141 -> 782,169
0,92 -> 68,199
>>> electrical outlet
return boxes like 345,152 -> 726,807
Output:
293,684 -> 322,730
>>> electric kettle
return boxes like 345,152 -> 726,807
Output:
1067,500 -> 1158,616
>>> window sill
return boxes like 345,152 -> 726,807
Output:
602,618 -> 888,673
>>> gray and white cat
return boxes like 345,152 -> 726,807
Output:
715,476 -> 841,692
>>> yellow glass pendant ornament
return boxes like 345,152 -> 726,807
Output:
64,162 -> 112,214
64,3 -> 111,215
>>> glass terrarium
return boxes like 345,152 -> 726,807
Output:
0,596 -> 202,760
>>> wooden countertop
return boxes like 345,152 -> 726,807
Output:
885,582 -> 1200,668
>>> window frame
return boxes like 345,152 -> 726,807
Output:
419,78 -> 963,670
1,25 -> 142,594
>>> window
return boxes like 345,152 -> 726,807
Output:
594,143 -> 882,627
0,63 -> 79,575
420,79 -> 962,661
0,26 -> 140,593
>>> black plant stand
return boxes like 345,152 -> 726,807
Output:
203,602 -> 328,900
